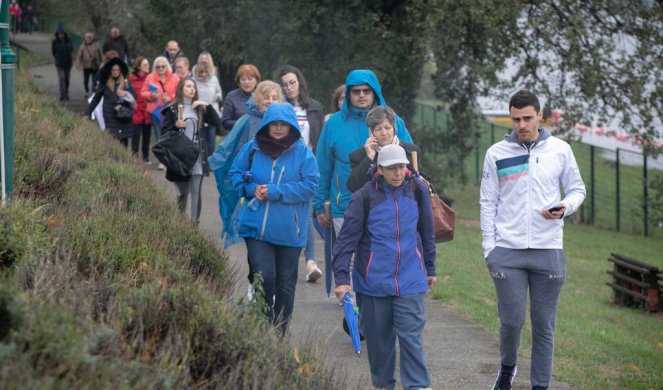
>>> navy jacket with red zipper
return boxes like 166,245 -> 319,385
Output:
332,170 -> 436,297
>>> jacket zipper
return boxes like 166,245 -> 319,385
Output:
364,252 -> 374,280
524,143 -> 533,248
393,190 -> 401,296
294,211 -> 300,237
416,247 -> 424,271
335,175 -> 341,206
259,161 -> 280,240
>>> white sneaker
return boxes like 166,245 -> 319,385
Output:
157,163 -> 166,171
305,260 -> 322,283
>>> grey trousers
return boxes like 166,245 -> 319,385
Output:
174,174 -> 203,224
357,293 -> 430,390
486,247 -> 566,388
56,66 -> 71,100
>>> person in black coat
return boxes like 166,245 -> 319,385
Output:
346,105 -> 421,193
160,78 -> 221,224
84,58 -> 136,146
52,28 -> 73,101
220,64 -> 260,131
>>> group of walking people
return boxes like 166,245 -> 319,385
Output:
71,29 -> 585,390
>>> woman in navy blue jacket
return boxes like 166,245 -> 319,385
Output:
333,144 -> 436,390
229,103 -> 319,335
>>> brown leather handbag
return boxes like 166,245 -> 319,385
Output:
420,177 -> 455,242
411,151 -> 455,243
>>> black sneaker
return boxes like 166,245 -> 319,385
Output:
492,366 -> 516,390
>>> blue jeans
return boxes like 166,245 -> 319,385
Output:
304,199 -> 316,261
357,293 -> 430,390
245,238 -> 301,335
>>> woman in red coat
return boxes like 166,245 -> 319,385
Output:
129,56 -> 151,163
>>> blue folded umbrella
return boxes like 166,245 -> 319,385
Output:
342,292 -> 362,357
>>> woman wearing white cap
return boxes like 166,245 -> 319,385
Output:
333,144 -> 437,390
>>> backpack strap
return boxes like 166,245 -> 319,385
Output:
248,148 -> 257,170
361,186 -> 369,223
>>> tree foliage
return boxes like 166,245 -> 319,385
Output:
139,0 -> 429,121
46,0 -> 663,176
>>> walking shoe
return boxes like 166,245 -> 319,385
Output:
157,163 -> 166,171
305,260 -> 322,282
143,159 -> 152,164
492,366 -> 517,390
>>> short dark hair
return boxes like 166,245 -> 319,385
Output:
509,89 -> 540,112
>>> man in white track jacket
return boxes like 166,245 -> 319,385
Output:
480,90 -> 585,390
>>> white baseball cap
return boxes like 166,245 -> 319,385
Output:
377,144 -> 409,167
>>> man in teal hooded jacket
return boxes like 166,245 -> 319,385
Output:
314,69 -> 412,233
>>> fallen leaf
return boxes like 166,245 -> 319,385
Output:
657,342 -> 663,350
158,277 -> 169,289
297,363 -> 315,375
628,363 -> 639,372
46,215 -> 60,228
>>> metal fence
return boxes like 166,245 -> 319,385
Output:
413,101 -> 663,238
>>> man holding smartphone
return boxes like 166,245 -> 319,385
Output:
479,90 -> 586,390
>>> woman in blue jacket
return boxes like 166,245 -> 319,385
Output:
333,144 -> 436,390
229,103 -> 319,335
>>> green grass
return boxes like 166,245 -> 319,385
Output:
431,222 -> 663,389
0,69 -> 343,388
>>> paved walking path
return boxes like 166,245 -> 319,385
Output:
15,32 -> 573,390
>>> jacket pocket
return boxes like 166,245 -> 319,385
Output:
294,211 -> 300,237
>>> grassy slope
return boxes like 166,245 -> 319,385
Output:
0,70 -> 340,388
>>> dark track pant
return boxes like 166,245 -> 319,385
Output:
486,247 -> 566,388
132,123 -> 151,160
83,68 -> 96,93
56,66 -> 71,100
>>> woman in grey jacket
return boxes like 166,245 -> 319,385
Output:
193,61 -> 223,156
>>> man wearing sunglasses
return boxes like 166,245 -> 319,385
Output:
314,70 -> 413,273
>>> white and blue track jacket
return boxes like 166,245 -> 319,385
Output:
479,128 -> 586,258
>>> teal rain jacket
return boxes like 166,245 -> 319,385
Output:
313,69 -> 412,218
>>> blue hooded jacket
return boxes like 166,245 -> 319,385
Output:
313,70 -> 412,218
229,103 -> 320,247
209,96 -> 264,247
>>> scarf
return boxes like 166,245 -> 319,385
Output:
256,129 -> 300,160
375,135 -> 399,153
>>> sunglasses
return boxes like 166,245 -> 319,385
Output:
156,65 -> 166,69
350,87 -> 372,96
